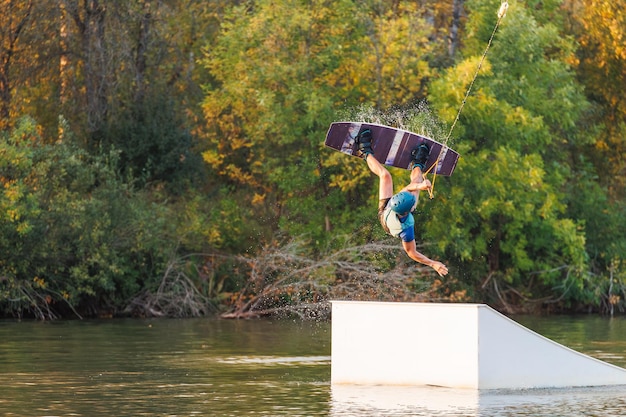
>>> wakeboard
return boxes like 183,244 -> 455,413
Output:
325,122 -> 459,176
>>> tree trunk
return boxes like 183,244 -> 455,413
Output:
0,1 -> 33,130
449,0 -> 464,58
133,1 -> 152,104
65,0 -> 108,136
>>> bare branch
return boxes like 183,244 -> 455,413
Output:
219,238 -> 445,320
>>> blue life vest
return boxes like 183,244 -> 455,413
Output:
382,207 -> 415,242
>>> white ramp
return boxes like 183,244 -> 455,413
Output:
331,301 -> 626,389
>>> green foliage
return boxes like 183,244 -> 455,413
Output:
0,117 -> 179,318
428,146 -> 587,301
427,0 -> 601,309
572,0 -> 626,200
1,0 -> 626,318
101,92 -> 202,189
200,0 -> 446,253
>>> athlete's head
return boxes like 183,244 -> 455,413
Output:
389,191 -> 416,216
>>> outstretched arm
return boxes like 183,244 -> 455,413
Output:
401,239 -> 448,276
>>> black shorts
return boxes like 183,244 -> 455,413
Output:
378,198 -> 391,235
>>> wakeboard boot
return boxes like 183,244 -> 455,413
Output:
355,128 -> 373,158
410,143 -> 430,171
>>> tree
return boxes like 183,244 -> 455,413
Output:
566,0 -> 626,199
427,0 -> 590,311
62,0 -> 109,135
0,1 -> 33,130
201,0 -> 446,251
0,117 -> 181,318
558,0 -> 626,312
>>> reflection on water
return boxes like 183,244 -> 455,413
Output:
1,315 -> 626,416
330,384 -> 626,416
216,355 -> 331,365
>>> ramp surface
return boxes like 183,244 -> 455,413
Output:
331,301 -> 626,389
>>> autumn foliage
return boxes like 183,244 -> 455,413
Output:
1,0 -> 625,319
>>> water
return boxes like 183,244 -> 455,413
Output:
1,314 -> 626,416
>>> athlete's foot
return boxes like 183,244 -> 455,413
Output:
356,128 -> 373,158
410,143 -> 430,170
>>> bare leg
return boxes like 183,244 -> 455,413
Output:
365,155 -> 394,200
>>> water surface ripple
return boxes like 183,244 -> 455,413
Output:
1,315 -> 625,416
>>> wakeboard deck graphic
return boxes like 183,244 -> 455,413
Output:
325,122 -> 460,176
